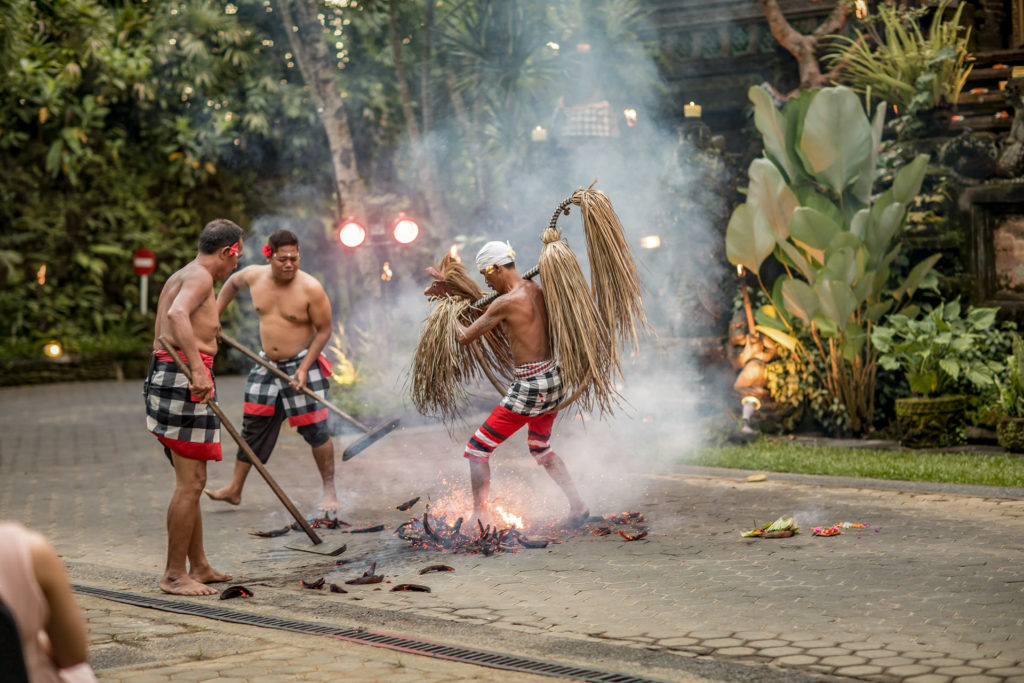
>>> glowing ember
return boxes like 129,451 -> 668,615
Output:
381,261 -> 392,281
494,506 -> 524,529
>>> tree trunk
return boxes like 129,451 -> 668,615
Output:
278,0 -> 367,219
759,0 -> 852,96
388,0 -> 449,242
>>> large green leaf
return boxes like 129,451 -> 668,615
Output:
817,279 -> 857,333
892,154 -> 930,206
781,277 -> 819,323
749,85 -> 795,181
850,102 -> 887,205
790,206 -> 841,259
726,203 -> 775,273
893,253 -> 942,300
799,87 -> 872,195
866,200 -> 906,257
748,158 -> 799,240
822,247 -> 858,287
850,208 -> 870,242
776,239 -> 816,281
841,321 -> 867,362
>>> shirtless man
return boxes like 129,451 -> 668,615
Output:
204,229 -> 338,513
444,241 -> 588,528
144,218 -> 243,596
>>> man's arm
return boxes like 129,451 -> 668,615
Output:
456,297 -> 507,346
166,272 -> 214,399
292,282 -> 333,391
216,266 -> 254,317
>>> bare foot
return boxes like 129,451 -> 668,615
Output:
204,487 -> 241,506
318,489 -> 339,513
189,566 -> 233,584
160,573 -> 218,596
563,508 -> 589,529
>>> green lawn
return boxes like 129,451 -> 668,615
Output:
691,439 -> 1024,488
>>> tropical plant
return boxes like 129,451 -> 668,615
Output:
870,300 -> 1002,398
825,1 -> 972,138
997,335 -> 1024,419
726,84 -> 941,436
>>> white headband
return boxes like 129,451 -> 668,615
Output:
475,241 -> 516,271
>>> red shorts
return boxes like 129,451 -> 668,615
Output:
464,404 -> 557,465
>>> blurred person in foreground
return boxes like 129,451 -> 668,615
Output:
0,521 -> 97,682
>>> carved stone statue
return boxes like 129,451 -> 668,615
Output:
997,78 -> 1024,178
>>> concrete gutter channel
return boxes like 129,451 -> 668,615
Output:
68,561 -> 840,683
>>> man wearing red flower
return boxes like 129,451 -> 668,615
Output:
145,218 -> 243,595
204,229 -> 339,513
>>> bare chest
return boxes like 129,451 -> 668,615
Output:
250,281 -> 310,325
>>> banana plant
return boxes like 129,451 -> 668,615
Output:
726,85 -> 940,435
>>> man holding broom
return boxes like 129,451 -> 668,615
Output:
204,229 -> 339,514
443,241 -> 589,529
144,218 -> 243,596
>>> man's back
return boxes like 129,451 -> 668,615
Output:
153,262 -> 218,355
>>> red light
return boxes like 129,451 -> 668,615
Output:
392,217 -> 419,244
338,219 -> 366,248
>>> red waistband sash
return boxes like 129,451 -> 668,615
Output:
154,349 -> 216,401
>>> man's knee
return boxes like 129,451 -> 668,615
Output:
297,420 -> 331,449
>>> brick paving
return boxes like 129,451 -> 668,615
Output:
1,378 -> 1023,682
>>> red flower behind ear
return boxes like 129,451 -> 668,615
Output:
262,244 -> 273,258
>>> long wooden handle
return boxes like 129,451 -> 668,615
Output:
219,333 -> 369,432
156,337 -> 322,546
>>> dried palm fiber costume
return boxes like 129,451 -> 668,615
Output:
411,186 -> 648,421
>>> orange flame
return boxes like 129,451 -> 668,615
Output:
494,506 -> 524,529
736,264 -> 744,276
449,244 -> 458,260
855,0 -> 867,19
37,264 -> 46,286
623,108 -> 637,127
381,261 -> 392,281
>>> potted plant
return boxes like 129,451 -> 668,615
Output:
871,301 -> 1001,448
996,335 -> 1024,453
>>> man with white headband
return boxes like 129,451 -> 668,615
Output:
453,240 -> 588,528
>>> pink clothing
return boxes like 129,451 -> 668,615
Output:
0,522 -> 95,683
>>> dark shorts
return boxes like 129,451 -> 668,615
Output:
237,349 -> 332,464
237,403 -> 331,465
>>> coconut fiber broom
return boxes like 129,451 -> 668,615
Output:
411,185 -> 648,421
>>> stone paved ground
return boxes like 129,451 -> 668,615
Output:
1,378 -> 1023,682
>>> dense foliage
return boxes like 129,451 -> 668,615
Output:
0,0 -> 320,350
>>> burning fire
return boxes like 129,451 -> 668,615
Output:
855,0 -> 868,19
623,108 -> 637,127
494,506 -> 524,529
37,264 -> 46,286
381,261 -> 392,281
737,264 -> 744,276
449,244 -> 459,260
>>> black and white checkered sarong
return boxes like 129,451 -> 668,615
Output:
242,348 -> 331,426
144,351 -> 222,461
499,359 -> 566,416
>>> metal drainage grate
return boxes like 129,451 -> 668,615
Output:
74,583 -> 669,683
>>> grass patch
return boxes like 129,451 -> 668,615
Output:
692,439 -> 1024,487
